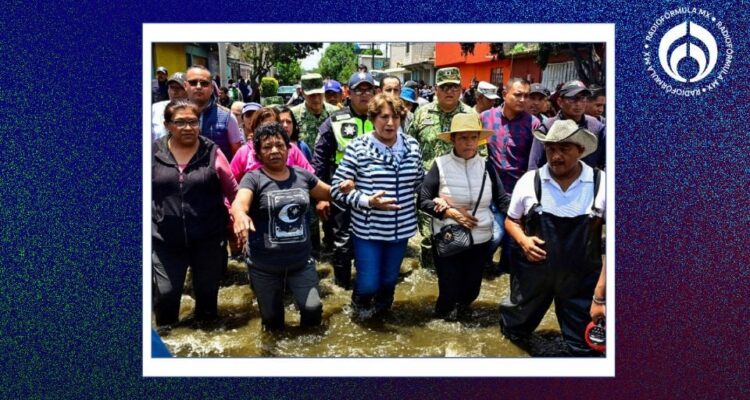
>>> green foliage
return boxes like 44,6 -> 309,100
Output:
241,43 -> 322,84
360,49 -> 383,55
318,43 -> 358,83
275,59 -> 302,85
260,77 -> 279,97
261,96 -> 284,106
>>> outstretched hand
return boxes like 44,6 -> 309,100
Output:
368,191 -> 400,211
233,213 -> 256,248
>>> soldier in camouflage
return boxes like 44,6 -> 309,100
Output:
291,73 -> 339,151
291,73 -> 339,256
407,67 -> 477,269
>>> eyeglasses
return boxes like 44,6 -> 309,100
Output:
187,79 -> 212,88
170,119 -> 200,128
438,84 -> 460,92
353,87 -> 375,96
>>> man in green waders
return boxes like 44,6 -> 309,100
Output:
312,72 -> 376,289
408,67 -> 477,269
501,119 -> 606,356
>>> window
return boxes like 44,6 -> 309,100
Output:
490,68 -> 503,88
541,61 -> 578,92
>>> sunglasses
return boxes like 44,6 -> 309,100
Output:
187,79 -> 212,88
438,84 -> 460,92
353,87 -> 375,96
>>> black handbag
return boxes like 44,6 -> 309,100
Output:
433,166 -> 488,257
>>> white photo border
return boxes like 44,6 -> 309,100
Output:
143,23 -> 615,377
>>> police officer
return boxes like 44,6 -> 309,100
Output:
408,67 -> 476,269
312,72 -> 376,289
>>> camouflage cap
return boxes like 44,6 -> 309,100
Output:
436,67 -> 461,86
300,73 -> 324,95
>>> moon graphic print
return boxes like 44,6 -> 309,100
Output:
267,188 -> 308,243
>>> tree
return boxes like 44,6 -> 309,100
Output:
360,49 -> 383,56
318,43 -> 358,83
536,43 -> 604,86
275,59 -> 302,85
458,42 -> 604,86
240,43 -> 322,85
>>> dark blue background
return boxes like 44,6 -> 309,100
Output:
1,1 -> 748,398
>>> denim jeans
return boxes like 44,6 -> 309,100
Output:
489,204 -> 506,259
352,237 -> 408,311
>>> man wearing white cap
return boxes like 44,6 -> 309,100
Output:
474,81 -> 499,114
501,119 -> 605,356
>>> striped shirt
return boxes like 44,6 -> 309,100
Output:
331,133 -> 424,241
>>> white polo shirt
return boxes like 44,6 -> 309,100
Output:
507,162 -> 606,219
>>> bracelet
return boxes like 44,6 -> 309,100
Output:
592,295 -> 606,305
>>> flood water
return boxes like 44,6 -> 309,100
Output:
156,235 -> 566,357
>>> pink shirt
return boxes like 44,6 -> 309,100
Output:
230,142 -> 315,183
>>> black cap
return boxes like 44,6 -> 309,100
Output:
529,83 -> 550,97
559,80 -> 592,98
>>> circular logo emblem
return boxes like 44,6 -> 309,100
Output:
643,8 -> 733,96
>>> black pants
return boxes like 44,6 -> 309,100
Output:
433,241 -> 491,316
152,240 -> 225,326
331,203 -> 354,287
247,258 -> 322,331
500,256 -> 600,356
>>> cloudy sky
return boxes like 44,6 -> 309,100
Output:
301,43 -> 329,71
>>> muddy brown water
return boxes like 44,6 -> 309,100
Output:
155,235 -> 565,357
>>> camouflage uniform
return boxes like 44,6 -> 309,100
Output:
290,73 -> 338,256
407,67 -> 477,269
291,73 -> 338,150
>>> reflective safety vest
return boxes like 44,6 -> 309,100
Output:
331,112 -> 372,164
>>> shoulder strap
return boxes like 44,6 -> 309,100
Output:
534,169 -> 542,203
471,163 -> 488,216
591,168 -> 601,213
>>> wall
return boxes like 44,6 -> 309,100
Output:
152,44 -> 187,78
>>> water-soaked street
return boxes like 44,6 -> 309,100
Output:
156,234 -> 565,357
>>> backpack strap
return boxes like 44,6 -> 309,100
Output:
591,168 -> 601,214
533,169 -> 542,203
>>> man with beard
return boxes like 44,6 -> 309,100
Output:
184,65 -> 243,161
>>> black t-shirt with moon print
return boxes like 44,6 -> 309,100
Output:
240,167 -> 318,272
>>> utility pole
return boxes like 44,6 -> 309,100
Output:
218,43 -> 228,87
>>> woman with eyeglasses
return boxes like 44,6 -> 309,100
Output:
230,106 -> 313,184
152,99 -> 238,330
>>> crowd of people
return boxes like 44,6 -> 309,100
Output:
151,63 -> 608,356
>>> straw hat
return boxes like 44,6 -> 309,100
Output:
437,113 -> 494,143
532,119 -> 598,158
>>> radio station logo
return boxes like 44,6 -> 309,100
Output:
643,8 -> 733,96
